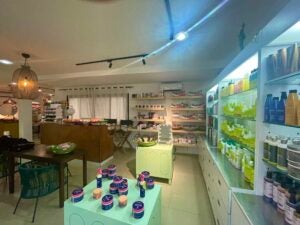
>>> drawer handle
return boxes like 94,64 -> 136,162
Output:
209,159 -> 211,163
208,173 -> 210,177
218,179 -> 221,186
218,199 -> 221,207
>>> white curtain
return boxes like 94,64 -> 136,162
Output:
68,89 -> 128,122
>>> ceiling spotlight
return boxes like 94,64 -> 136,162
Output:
38,88 -> 42,92
142,58 -> 146,65
0,59 -> 13,65
175,32 -> 188,41
108,61 -> 112,69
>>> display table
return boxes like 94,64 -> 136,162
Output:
64,178 -> 161,225
136,144 -> 173,184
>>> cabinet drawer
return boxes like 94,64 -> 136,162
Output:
214,169 -> 230,207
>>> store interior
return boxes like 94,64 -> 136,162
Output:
0,1 -> 300,225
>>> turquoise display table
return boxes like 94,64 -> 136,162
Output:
64,178 -> 161,225
136,144 -> 173,184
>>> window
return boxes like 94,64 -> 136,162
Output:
69,94 -> 128,122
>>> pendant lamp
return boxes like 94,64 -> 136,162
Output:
11,53 -> 39,99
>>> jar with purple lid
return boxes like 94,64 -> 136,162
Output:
109,183 -> 118,194
141,171 -> 150,179
108,164 -> 116,174
102,194 -> 114,210
122,178 -> 128,185
132,201 -> 144,219
102,169 -> 108,178
146,177 -> 155,189
71,188 -> 84,203
113,176 -> 123,188
118,183 -> 128,196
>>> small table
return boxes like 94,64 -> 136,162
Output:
64,178 -> 161,225
136,144 -> 173,184
8,144 -> 87,208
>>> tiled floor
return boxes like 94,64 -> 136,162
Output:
0,149 -> 215,225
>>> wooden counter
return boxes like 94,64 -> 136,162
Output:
40,123 -> 113,162
0,120 -> 18,138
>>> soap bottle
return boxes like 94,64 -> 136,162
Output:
285,187 -> 297,225
297,98 -> 300,126
263,133 -> 271,160
270,97 -> 279,123
285,90 -> 298,126
272,172 -> 281,207
263,170 -> 273,203
264,94 -> 273,122
277,92 -> 287,124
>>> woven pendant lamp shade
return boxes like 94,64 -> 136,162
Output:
11,53 -> 39,100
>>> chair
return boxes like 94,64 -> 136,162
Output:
13,161 -> 67,223
116,120 -> 134,150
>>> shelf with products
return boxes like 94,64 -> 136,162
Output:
135,119 -> 165,123
170,108 -> 204,111
220,132 -> 255,154
172,130 -> 205,134
134,108 -> 165,111
220,115 -> 256,122
169,95 -> 204,100
265,66 -> 300,86
262,159 -> 300,183
263,121 -> 300,128
220,87 -> 257,100
172,119 -> 205,123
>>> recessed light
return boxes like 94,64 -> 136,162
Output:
0,59 -> 13,65
175,32 -> 188,41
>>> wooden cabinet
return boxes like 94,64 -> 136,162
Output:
0,120 -> 18,138
40,123 -> 113,162
136,144 -> 173,184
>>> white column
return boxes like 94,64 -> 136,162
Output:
17,99 -> 32,141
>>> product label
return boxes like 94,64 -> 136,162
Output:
284,204 -> 295,225
272,185 -> 278,203
263,181 -> 273,198
277,191 -> 286,211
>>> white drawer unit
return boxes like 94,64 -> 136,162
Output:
231,196 -> 252,225
200,144 -> 230,225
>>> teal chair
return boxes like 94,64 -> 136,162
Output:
13,161 -> 66,222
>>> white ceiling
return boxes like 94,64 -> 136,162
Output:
0,0 -> 289,88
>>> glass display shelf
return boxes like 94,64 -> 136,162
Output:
220,87 -> 257,100
220,115 -> 256,122
221,132 -> 255,153
262,158 -> 287,174
262,159 -> 300,183
265,71 -> 300,85
263,121 -> 300,128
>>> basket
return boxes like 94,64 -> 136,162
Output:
19,161 -> 60,199
137,141 -> 157,147
47,142 -> 76,155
